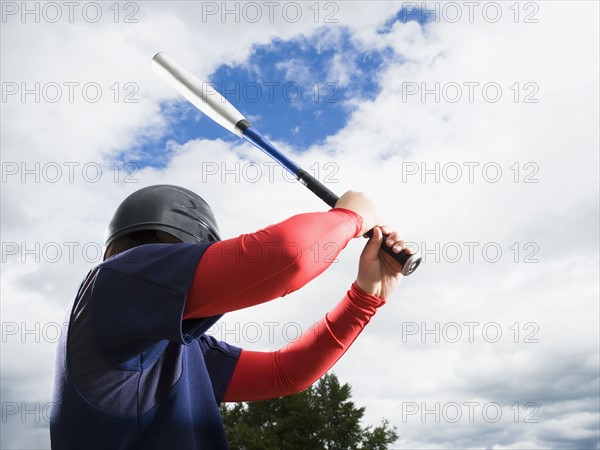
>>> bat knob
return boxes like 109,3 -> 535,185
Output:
401,252 -> 422,276
366,228 -> 422,276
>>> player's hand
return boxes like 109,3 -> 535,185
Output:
356,225 -> 408,300
334,191 -> 380,237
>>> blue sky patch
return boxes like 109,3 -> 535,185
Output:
379,5 -> 436,33
127,10 -> 408,169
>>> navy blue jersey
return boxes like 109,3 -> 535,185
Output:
50,242 -> 241,449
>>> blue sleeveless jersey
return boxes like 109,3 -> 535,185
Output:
50,242 -> 241,449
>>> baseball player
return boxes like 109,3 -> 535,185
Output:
50,184 -> 410,449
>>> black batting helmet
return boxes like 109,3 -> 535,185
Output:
104,185 -> 221,253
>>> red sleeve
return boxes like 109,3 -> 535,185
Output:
222,282 -> 384,402
183,208 -> 362,319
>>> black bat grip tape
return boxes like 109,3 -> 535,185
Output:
296,169 -> 339,208
296,169 -> 421,276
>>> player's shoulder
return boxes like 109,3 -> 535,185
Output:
100,242 -> 210,278
82,243 -> 213,306
101,242 -> 205,267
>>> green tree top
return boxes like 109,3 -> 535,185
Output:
221,373 -> 398,450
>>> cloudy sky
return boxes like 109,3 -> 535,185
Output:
1,1 -> 598,448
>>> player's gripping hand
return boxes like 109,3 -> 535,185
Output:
355,225 -> 410,300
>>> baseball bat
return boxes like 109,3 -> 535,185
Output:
151,52 -> 421,275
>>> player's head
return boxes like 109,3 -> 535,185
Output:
103,184 -> 220,260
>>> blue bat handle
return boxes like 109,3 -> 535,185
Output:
241,125 -> 339,206
241,125 -> 300,175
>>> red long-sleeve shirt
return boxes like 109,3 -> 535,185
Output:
182,208 -> 386,401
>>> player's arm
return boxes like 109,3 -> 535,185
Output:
222,226 -> 406,401
183,191 -> 379,319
